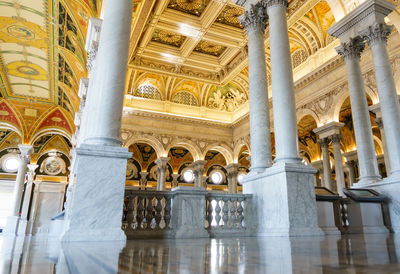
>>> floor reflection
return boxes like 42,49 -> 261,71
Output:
0,234 -> 400,273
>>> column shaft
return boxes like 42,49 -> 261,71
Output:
318,138 -> 333,190
266,0 -> 300,163
375,118 -> 391,174
155,157 -> 170,191
336,38 -> 380,183
83,0 -> 132,146
363,24 -> 400,176
331,135 -> 345,196
240,4 -> 271,172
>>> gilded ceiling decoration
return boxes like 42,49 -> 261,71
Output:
215,5 -> 244,29
167,0 -> 210,17
207,83 -> 247,112
193,40 -> 227,57
151,29 -> 186,48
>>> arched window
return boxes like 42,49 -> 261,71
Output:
133,84 -> 162,100
172,91 -> 198,106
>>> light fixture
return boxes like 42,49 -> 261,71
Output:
1,154 -> 20,173
183,169 -> 194,183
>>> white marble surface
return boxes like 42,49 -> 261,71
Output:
243,162 -> 323,236
316,201 -> 341,235
346,202 -> 389,234
171,187 -> 209,238
61,144 -> 131,242
2,234 -> 400,273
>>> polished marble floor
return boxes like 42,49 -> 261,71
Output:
0,234 -> 399,273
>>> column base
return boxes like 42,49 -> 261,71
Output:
243,162 -> 324,237
363,175 -> 400,233
61,144 -> 131,242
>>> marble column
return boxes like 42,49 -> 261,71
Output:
311,160 -> 323,186
139,172 -> 149,190
61,0 -> 132,242
335,38 -> 380,184
239,3 -> 272,172
191,160 -> 207,188
346,160 -> 357,186
362,23 -> 400,177
225,163 -> 239,194
374,117 -> 390,173
330,134 -> 345,196
266,0 -> 301,163
171,174 -> 180,189
18,164 -> 38,235
155,157 -> 170,191
4,145 -> 33,235
317,138 -> 333,190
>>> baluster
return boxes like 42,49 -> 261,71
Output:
222,197 -> 229,228
207,197 -> 214,228
229,198 -> 236,229
215,197 -> 222,227
237,198 -> 244,228
146,196 -> 154,229
155,195 -> 163,229
126,196 -> 135,228
136,196 -> 144,229
164,195 -> 172,229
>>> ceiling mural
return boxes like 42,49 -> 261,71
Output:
215,5 -> 243,29
168,147 -> 193,172
0,0 -> 97,144
193,41 -> 227,57
151,29 -> 187,48
297,115 -> 320,162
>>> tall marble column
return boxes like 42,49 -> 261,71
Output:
346,160 -> 357,186
191,160 -> 207,188
225,163 -> 239,194
139,172 -> 149,190
317,138 -> 333,190
335,38 -> 380,184
155,157 -> 170,191
265,0 -> 301,163
311,160 -> 323,186
362,23 -> 400,177
374,117 -> 390,173
330,134 -> 345,196
61,0 -> 133,242
239,3 -> 272,172
18,164 -> 38,235
4,145 -> 33,235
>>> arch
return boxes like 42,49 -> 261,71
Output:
202,143 -> 234,165
125,135 -> 165,158
297,109 -> 320,126
372,135 -> 383,155
0,122 -> 22,139
233,142 -> 250,164
333,90 -> 350,122
166,139 -> 202,161
30,128 -> 72,145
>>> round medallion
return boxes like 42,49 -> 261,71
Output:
7,25 -> 35,40
158,30 -> 182,43
41,155 -> 66,176
17,65 -> 39,76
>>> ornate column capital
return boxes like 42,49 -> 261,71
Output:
362,23 -> 393,46
155,157 -> 170,170
239,3 -> 268,34
225,163 -> 239,177
191,160 -> 207,176
317,137 -> 330,148
329,134 -> 342,144
262,0 -> 288,9
335,37 -> 365,60
18,144 -> 33,163
26,164 -> 38,183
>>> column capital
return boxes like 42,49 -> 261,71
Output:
239,3 -> 268,34
27,164 -> 38,183
155,157 -> 170,169
263,0 -> 288,9
225,163 -> 239,176
317,137 -> 330,148
361,23 -> 393,46
329,134 -> 342,144
336,37 -> 365,60
139,171 -> 148,178
18,144 -> 33,163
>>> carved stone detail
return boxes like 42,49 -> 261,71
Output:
317,137 -> 330,148
362,23 -> 393,46
239,3 -> 268,34
336,37 -> 365,60
263,0 -> 288,9
329,134 -> 342,144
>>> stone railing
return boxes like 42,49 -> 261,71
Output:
122,187 -> 253,239
337,198 -> 350,234
122,189 -> 173,239
205,193 -> 253,237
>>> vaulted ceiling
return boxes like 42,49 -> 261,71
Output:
0,0 -> 362,142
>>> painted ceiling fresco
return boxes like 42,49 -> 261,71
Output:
0,0 -> 97,143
